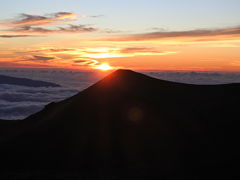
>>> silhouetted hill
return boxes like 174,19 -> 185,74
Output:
0,74 -> 61,87
0,69 -> 240,179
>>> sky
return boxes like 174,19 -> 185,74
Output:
0,0 -> 240,71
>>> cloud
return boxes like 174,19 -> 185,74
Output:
74,59 -> 99,66
102,29 -> 123,34
4,46 -> 176,69
0,12 -> 97,36
0,69 -> 104,119
12,12 -> 77,26
26,55 -> 55,61
0,104 -> 44,120
105,26 -> 240,41
45,48 -> 76,52
120,47 -> 164,54
118,47 -> 177,56
25,47 -> 176,64
0,92 -> 50,102
145,71 -> 240,85
38,47 -> 168,55
79,14 -> 104,18
13,24 -> 97,34
2,69 -> 240,120
29,48 -> 76,53
0,35 -> 33,38
90,15 -> 104,18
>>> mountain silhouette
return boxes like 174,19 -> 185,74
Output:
0,69 -> 240,179
0,74 -> 60,87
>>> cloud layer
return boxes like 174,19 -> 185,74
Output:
0,12 -> 97,37
1,69 -> 240,120
13,24 -> 97,34
16,46 -> 176,69
0,69 -> 103,119
106,26 -> 240,41
26,55 -> 56,61
13,12 -> 77,26
0,35 -> 33,38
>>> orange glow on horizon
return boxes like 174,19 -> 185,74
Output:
94,63 -> 114,71
1,36 -> 240,72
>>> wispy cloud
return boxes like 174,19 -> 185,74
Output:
12,12 -> 77,26
24,55 -> 56,62
1,45 -> 177,69
7,46 -> 176,69
73,58 -> 99,66
79,14 -> 104,18
105,26 -> 240,41
29,48 -> 76,53
26,46 -> 176,60
0,35 -> 34,38
0,12 -> 97,37
118,47 -> 177,56
120,47 -> 165,54
12,24 -> 97,34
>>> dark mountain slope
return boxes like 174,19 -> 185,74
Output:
0,69 -> 240,179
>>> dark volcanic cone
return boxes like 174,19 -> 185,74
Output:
1,69 -> 240,179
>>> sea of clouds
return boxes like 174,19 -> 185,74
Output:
1,68 -> 240,120
0,69 -> 104,120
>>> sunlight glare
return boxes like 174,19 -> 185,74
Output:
95,63 -> 114,71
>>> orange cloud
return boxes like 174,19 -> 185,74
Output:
25,55 -> 56,62
119,47 -> 172,54
1,46 -> 176,70
0,35 -> 34,38
12,24 -> 97,34
12,12 -> 77,26
35,47 -> 176,59
74,58 -> 99,66
104,26 -> 240,42
0,12 -> 97,36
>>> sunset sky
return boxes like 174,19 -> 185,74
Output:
0,0 -> 240,71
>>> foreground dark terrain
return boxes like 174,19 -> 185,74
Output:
0,69 -> 240,179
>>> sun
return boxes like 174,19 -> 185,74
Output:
95,63 -> 114,71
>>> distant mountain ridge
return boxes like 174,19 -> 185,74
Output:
0,69 -> 240,179
0,74 -> 60,87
